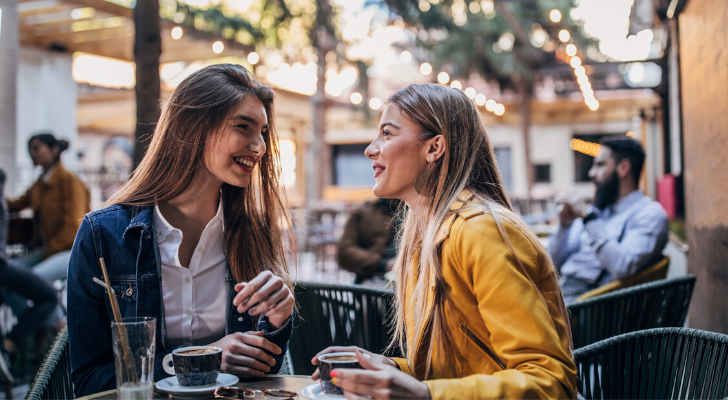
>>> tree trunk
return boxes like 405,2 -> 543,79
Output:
133,0 -> 162,167
518,81 -> 535,194
305,0 -> 334,207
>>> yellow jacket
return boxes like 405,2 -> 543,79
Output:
7,162 -> 90,259
392,191 -> 576,399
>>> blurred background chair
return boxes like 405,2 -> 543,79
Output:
568,275 -> 696,349
576,255 -> 670,301
288,282 -> 398,375
24,326 -> 72,400
573,327 -> 728,399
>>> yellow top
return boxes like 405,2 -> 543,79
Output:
392,190 -> 576,399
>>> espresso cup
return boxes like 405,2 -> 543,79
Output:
317,352 -> 362,395
162,346 -> 222,387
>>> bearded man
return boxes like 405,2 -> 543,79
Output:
549,138 -> 669,303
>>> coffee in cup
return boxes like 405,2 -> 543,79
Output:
162,346 -> 222,386
317,352 -> 363,395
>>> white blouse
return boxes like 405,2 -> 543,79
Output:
153,202 -> 228,348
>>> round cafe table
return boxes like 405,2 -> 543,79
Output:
76,375 -> 316,399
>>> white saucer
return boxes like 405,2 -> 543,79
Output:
301,383 -> 345,400
155,373 -> 239,399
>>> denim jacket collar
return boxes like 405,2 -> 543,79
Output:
123,205 -> 154,237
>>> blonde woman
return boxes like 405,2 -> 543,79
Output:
67,64 -> 294,397
312,84 -> 576,399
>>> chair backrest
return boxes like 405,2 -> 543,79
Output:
289,282 -> 398,375
25,326 -> 74,400
573,327 -> 728,399
577,255 -> 670,301
568,275 -> 696,349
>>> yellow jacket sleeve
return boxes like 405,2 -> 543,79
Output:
424,216 -> 576,399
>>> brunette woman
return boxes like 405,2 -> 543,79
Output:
312,84 -> 576,399
67,64 -> 295,397
7,133 -> 90,280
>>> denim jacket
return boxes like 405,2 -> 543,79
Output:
67,205 -> 292,397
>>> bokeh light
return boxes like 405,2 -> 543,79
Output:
559,29 -> 570,42
437,71 -> 450,84
247,52 -> 260,65
350,92 -> 363,105
420,62 -> 433,75
171,27 -> 183,40
212,41 -> 224,54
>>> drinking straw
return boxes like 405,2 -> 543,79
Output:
98,257 -> 138,384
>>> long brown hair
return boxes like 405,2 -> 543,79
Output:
106,64 -> 292,288
386,84 -> 572,378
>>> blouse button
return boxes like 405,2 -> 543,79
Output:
185,277 -> 191,284
238,317 -> 244,322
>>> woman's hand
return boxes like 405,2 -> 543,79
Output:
233,271 -> 294,329
329,350 -> 431,400
210,331 -> 282,377
311,346 -> 397,380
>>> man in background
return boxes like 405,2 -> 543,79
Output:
337,198 -> 400,286
550,138 -> 669,303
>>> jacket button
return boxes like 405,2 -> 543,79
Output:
238,317 -> 243,322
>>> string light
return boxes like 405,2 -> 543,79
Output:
494,104 -> 505,116
450,80 -> 462,90
485,99 -> 496,111
437,71 -> 450,84
570,138 -> 602,157
549,9 -> 562,23
247,52 -> 260,65
570,56 -> 581,68
464,87 -> 477,99
420,62 -> 433,75
350,92 -> 363,105
171,27 -> 183,40
566,44 -> 577,57
212,41 -> 224,54
558,29 -> 570,42
475,93 -> 486,106
400,51 -> 412,63
369,97 -> 382,110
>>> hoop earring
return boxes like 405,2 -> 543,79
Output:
414,162 -> 432,195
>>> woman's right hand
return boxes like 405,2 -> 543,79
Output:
311,346 -> 397,380
211,331 -> 282,377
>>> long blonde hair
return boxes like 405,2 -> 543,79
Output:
386,84 -> 572,379
106,64 -> 292,289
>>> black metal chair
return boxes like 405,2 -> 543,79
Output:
288,282 -> 398,375
25,326 -> 73,400
568,275 -> 696,349
573,327 -> 728,399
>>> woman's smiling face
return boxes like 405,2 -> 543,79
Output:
365,104 -> 429,204
205,97 -> 268,188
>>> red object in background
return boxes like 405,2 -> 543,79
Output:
657,174 -> 677,219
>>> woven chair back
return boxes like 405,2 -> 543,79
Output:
289,282 -> 397,375
569,275 -> 696,349
573,327 -> 728,399
577,256 -> 670,301
25,326 -> 74,400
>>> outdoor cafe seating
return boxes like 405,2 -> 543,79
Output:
573,327 -> 728,399
568,275 -> 697,349
288,282 -> 397,375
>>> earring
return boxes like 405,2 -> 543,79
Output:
414,162 -> 432,195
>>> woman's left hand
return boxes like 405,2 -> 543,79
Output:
232,271 -> 294,329
332,350 -> 431,400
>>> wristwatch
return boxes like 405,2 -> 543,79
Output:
582,206 -> 600,224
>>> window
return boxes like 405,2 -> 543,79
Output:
534,164 -> 551,183
333,144 -> 375,187
494,147 -> 512,191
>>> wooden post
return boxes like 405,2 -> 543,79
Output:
133,0 -> 162,167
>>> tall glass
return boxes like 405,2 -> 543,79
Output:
111,317 -> 156,400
